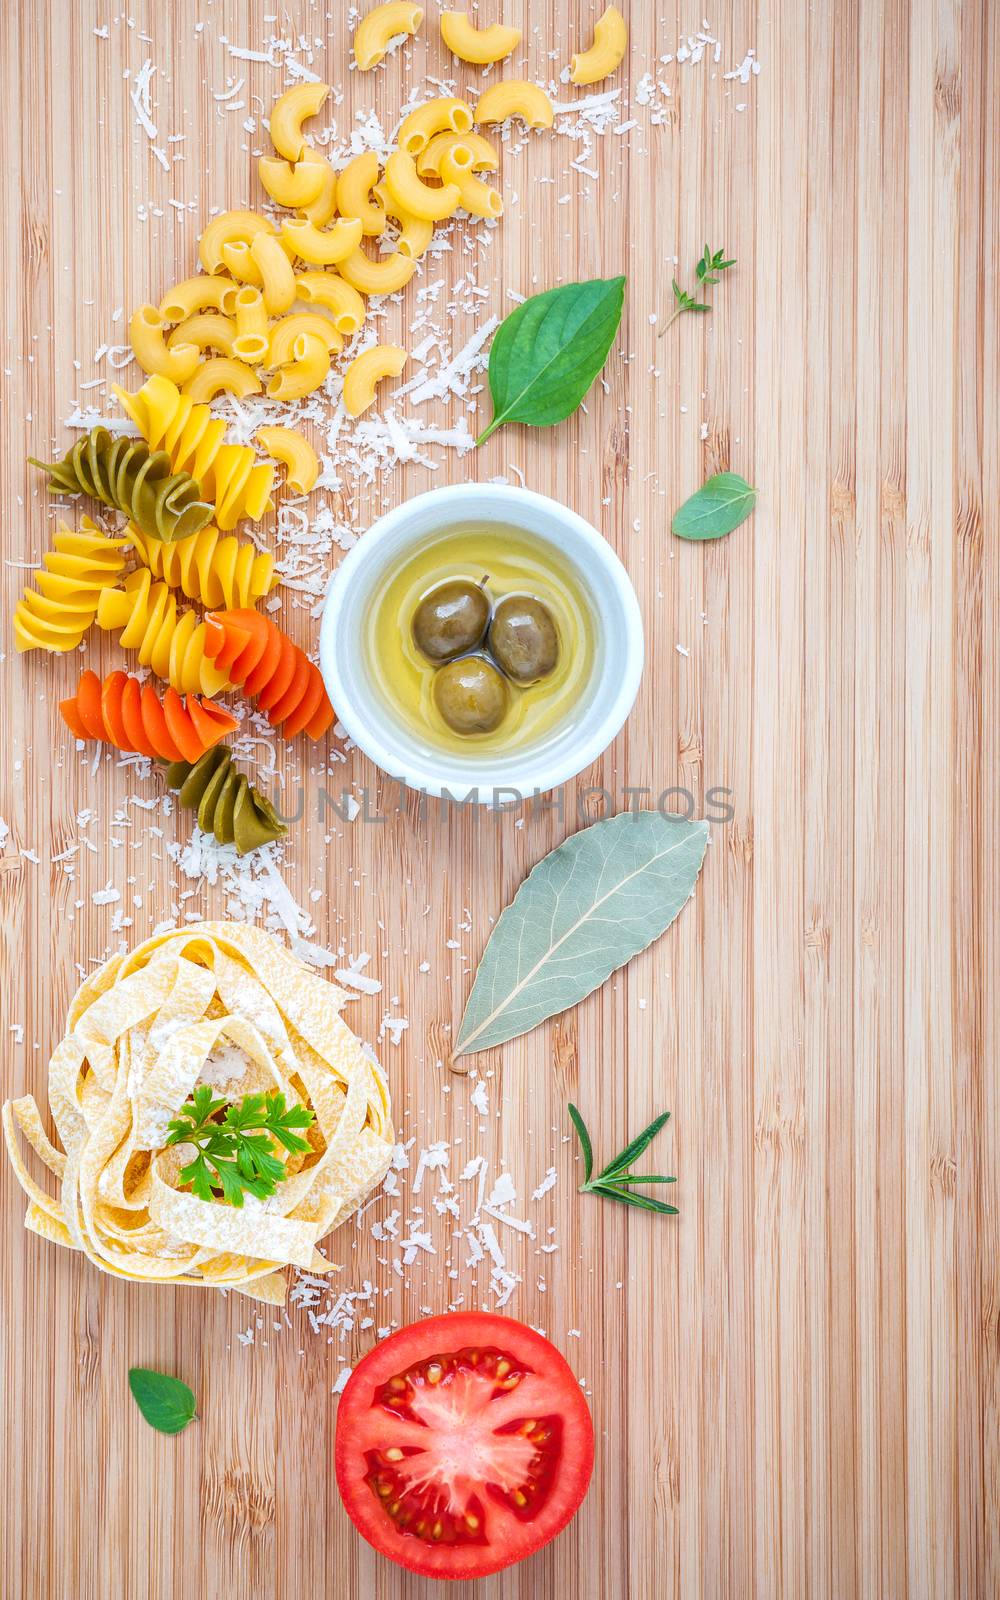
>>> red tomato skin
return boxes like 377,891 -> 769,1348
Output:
335,1312 -> 595,1580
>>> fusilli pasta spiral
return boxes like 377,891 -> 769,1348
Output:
113,377 -> 275,532
13,518 -> 128,653
96,570 -> 231,697
165,745 -> 288,855
29,429 -> 214,543
127,523 -> 276,610
204,608 -> 334,740
60,669 -> 238,765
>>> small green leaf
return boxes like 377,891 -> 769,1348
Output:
596,1185 -> 679,1215
671,472 -> 757,542
476,277 -> 625,446
128,1368 -> 197,1435
567,1103 -> 594,1183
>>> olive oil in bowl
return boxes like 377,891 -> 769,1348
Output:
366,525 -> 595,757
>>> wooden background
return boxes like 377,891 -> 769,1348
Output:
1,0 -> 996,1596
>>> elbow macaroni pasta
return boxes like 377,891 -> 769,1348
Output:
250,231 -> 297,314
160,276 -> 239,320
232,287 -> 270,364
13,519 -> 128,653
439,145 -> 503,218
439,10 -> 521,65
127,522 -> 276,610
342,343 -> 408,417
397,96 -> 473,157
183,357 -> 262,402
353,2 -> 423,70
168,313 -> 237,357
299,155 -> 338,227
268,312 -> 343,366
294,271 -> 367,334
130,306 -> 200,384
255,426 -> 320,493
384,149 -> 461,220
337,246 -> 417,296
372,180 -> 434,259
282,215 -> 364,266
258,153 -> 328,209
474,80 -> 554,129
570,5 -> 627,84
97,569 -> 232,697
268,81 -> 329,162
199,211 -> 277,275
266,332 -> 331,402
417,128 -> 498,176
335,152 -> 386,235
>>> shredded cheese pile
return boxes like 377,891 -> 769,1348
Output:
2,922 -> 393,1303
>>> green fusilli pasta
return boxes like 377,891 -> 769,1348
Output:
29,428 -> 214,543
164,746 -> 288,855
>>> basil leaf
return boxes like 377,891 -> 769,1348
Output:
476,277 -> 626,445
671,472 -> 757,541
128,1367 -> 197,1435
456,812 -> 708,1054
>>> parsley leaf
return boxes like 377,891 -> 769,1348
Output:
165,1086 -> 314,1208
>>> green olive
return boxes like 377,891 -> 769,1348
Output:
433,656 -> 509,734
488,594 -> 559,683
412,579 -> 490,662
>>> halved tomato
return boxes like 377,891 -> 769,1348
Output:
335,1312 -> 594,1579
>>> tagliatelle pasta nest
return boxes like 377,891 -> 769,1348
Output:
2,923 -> 394,1304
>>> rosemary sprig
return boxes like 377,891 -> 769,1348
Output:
567,1102 -> 678,1214
659,244 -> 736,336
165,1085 -> 314,1208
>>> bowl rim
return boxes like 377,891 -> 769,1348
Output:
319,483 -> 644,803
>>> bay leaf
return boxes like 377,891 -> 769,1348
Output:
456,811 -> 709,1055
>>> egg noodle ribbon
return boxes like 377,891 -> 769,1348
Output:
2,923 -> 393,1304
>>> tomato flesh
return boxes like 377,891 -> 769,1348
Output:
335,1313 -> 594,1579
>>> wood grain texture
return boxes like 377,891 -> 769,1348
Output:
0,0 -> 995,1596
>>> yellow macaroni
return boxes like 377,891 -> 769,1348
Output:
439,145 -> 503,218
474,81 -> 554,129
354,2 -> 423,70
255,426 -> 320,494
337,247 -> 417,296
372,181 -> 434,259
282,215 -> 364,266
397,95 -> 473,157
335,152 -> 386,236
232,287 -> 270,364
439,10 -> 521,65
268,312 -> 343,366
130,306 -> 200,384
268,81 -> 329,162
160,276 -> 239,320
167,313 -> 238,357
250,231 -> 297,314
258,153 -> 328,208
199,210 -> 276,275
299,155 -> 339,227
294,271 -> 367,334
384,150 -> 460,221
220,240 -> 263,287
342,344 -> 408,416
266,332 -> 331,402
182,358 -> 263,402
570,5 -> 627,84
417,128 -> 498,176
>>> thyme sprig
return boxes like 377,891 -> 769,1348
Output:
659,244 -> 736,335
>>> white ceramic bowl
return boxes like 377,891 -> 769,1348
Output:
319,484 -> 644,803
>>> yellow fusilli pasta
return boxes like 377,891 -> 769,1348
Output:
126,523 -> 276,610
96,569 -> 231,697
13,518 -> 128,653
114,376 -> 275,532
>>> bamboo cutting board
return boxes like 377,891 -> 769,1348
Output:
1,1 -> 996,1596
